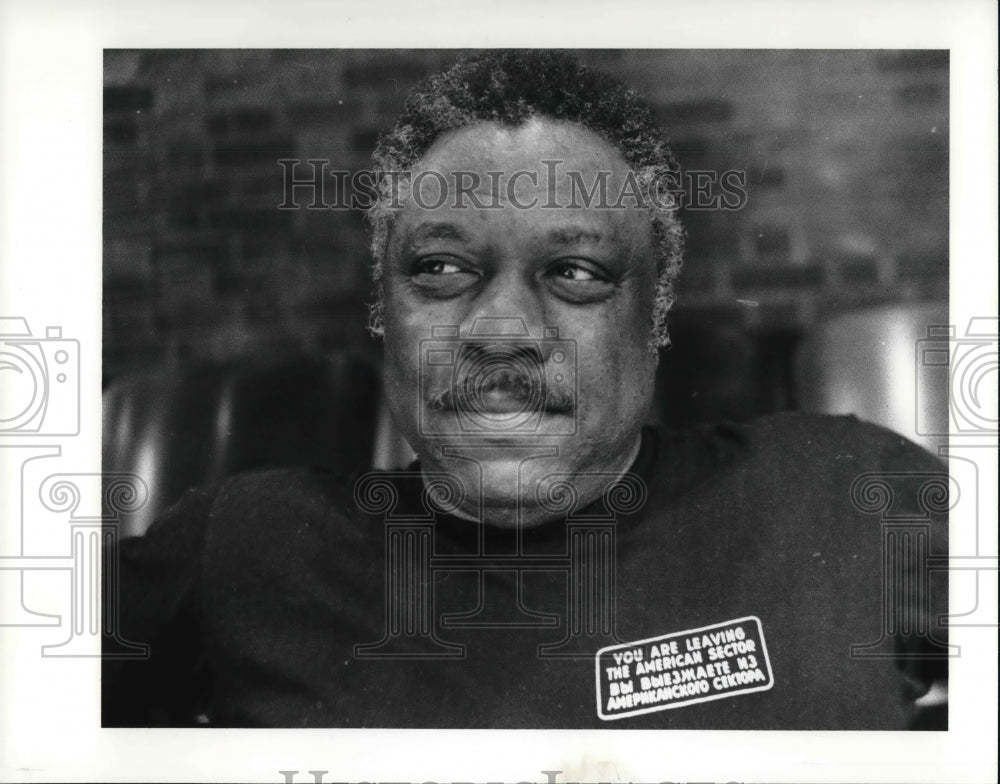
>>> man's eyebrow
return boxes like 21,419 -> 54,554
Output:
406,221 -> 472,244
546,227 -> 604,245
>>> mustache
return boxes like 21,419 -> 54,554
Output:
428,364 -> 575,414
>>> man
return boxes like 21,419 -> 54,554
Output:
103,50 -> 948,729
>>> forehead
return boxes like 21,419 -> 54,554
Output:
417,117 -> 630,174
388,118 -> 652,253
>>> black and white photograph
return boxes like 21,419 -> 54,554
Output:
100,47 -> 954,731
1,2 -> 997,782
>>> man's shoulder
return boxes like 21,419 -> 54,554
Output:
650,411 -> 945,514
161,465 -> 399,571
212,464 -> 356,503
686,412 -> 949,546
203,464 -> 377,524
739,409 -> 902,443
727,410 -> 940,470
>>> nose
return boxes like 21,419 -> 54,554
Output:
461,268 -> 546,341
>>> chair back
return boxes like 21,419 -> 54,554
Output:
103,353 -> 381,537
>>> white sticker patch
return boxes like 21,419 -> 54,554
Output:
595,615 -> 774,721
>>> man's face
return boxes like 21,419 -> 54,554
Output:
381,117 -> 659,527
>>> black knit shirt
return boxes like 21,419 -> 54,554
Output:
103,413 -> 949,729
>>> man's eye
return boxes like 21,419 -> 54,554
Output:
546,260 -> 615,303
410,257 -> 480,298
552,262 -> 601,282
415,258 -> 465,275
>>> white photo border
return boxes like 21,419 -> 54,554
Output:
0,1 -> 996,782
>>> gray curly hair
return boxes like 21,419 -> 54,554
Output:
365,50 -> 684,348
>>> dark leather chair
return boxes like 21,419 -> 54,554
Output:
103,353 -> 381,537
794,301 -> 949,457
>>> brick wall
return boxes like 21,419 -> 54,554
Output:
103,49 -> 948,382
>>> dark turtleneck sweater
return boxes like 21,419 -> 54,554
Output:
103,412 -> 948,729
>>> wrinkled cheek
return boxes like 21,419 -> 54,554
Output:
384,342 -> 413,398
382,313 -> 426,421
577,337 -> 655,434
